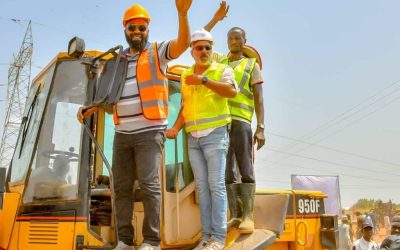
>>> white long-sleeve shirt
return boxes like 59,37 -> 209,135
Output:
338,223 -> 352,250
352,237 -> 378,250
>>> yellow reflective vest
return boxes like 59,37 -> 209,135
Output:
181,62 -> 231,133
221,57 -> 256,122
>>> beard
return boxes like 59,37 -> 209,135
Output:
196,55 -> 211,66
124,32 -> 148,52
229,46 -> 242,54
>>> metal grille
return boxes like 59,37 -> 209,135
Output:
28,221 -> 59,245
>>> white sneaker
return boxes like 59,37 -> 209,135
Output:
114,241 -> 135,250
203,240 -> 224,250
192,239 -> 210,250
138,242 -> 161,250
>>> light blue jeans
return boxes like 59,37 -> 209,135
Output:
188,126 -> 228,243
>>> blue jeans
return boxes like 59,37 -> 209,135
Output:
188,126 -> 228,243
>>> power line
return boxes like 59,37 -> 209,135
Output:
298,85 -> 400,143
297,79 -> 400,143
342,184 -> 400,188
268,95 -> 400,172
308,95 -> 400,148
266,148 -> 400,178
267,131 -> 400,168
260,159 -> 395,184
269,78 -> 400,165
3,61 -> 43,70
1,16 -> 111,47
340,185 -> 400,190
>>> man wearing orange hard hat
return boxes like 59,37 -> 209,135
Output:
77,1 -> 192,250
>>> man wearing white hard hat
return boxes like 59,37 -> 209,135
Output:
167,29 -> 237,250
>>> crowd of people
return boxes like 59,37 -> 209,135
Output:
339,213 -> 400,250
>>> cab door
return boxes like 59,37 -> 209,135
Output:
160,76 -> 201,247
1,65 -> 54,250
16,60 -> 90,250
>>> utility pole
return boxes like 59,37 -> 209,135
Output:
0,21 -> 33,170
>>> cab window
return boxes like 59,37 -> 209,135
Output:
10,65 -> 55,183
23,61 -> 87,203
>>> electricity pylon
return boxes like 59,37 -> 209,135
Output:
0,21 -> 33,169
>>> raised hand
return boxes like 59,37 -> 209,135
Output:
176,0 -> 193,16
214,1 -> 229,21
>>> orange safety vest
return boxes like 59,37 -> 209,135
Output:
113,43 -> 168,125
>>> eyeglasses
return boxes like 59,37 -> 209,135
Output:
126,24 -> 147,32
194,45 -> 212,51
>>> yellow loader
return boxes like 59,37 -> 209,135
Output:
0,38 -> 337,250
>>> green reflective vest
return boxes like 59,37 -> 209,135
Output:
181,62 -> 231,133
221,57 -> 256,122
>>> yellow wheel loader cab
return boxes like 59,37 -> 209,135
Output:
0,38 -> 337,250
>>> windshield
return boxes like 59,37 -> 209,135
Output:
23,60 -> 87,203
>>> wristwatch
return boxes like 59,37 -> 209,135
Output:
257,123 -> 265,129
201,76 -> 208,85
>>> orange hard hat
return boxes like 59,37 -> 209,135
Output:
123,4 -> 151,27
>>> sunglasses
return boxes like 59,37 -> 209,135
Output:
126,24 -> 147,32
194,45 -> 212,51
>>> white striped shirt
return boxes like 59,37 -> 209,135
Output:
115,41 -> 171,134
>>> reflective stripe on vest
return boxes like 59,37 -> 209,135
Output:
113,43 -> 168,124
229,101 -> 254,112
221,57 -> 256,121
181,62 -> 231,133
185,114 -> 231,127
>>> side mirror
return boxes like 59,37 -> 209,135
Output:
68,36 -> 85,58
0,168 -> 6,210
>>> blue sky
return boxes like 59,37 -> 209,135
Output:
1,0 -> 400,208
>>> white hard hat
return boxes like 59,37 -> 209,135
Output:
190,28 -> 214,46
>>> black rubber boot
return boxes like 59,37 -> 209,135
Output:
239,183 -> 255,234
226,183 -> 243,230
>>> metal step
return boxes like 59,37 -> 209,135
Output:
226,229 -> 276,250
